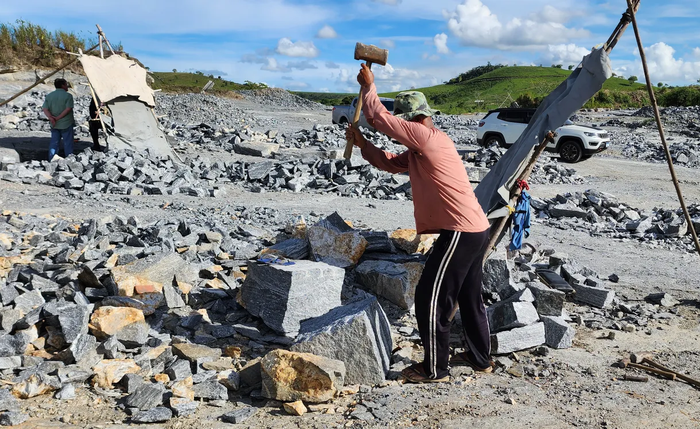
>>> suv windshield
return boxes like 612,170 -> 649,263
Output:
381,100 -> 394,112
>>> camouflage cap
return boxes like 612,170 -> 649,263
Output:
393,91 -> 440,120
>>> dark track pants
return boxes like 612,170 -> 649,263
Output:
415,229 -> 491,379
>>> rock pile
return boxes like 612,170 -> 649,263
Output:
0,90 -> 94,138
464,146 -> 585,185
531,189 -> 699,251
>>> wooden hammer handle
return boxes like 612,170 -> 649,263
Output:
628,362 -> 676,380
642,358 -> 700,388
344,62 -> 373,160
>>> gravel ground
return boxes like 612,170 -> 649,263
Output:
1,72 -> 700,428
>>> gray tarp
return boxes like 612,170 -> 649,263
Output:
475,48 -> 613,218
78,55 -> 176,160
105,97 -> 172,156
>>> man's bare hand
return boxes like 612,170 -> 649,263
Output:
357,63 -> 374,88
345,125 -> 366,149
49,118 -> 56,126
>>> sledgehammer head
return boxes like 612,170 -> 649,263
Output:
354,42 -> 388,66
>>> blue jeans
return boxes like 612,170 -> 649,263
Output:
49,127 -> 74,161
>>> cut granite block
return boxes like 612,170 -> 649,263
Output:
354,260 -> 422,310
291,294 -> 392,385
527,282 -> 566,317
572,283 -> 615,308
487,301 -> 540,333
490,322 -> 545,355
240,260 -> 343,336
541,316 -> 575,349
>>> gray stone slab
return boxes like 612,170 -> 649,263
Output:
131,407 -> 172,423
221,407 -> 258,424
233,141 -> 279,157
58,304 -> 91,343
240,260 -> 343,336
266,238 -> 309,260
125,383 -> 166,410
0,357 -> 21,370
550,203 -> 588,219
572,283 -> 615,308
487,301 -> 540,333
527,282 -> 566,317
482,251 -> 511,295
0,411 -> 28,426
13,290 -> 45,313
355,260 -> 415,310
490,322 -> 545,355
541,316 -> 575,349
360,231 -> 395,253
192,379 -> 227,400
291,294 -> 392,385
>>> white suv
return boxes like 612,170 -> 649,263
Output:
476,108 -> 610,163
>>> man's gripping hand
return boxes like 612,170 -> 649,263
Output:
357,63 -> 374,88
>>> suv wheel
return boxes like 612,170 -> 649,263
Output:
559,140 -> 583,163
484,134 -> 505,147
339,117 -> 348,124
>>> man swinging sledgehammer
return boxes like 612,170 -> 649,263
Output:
345,63 -> 493,383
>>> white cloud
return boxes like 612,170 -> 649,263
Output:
316,25 -> 338,39
444,0 -> 589,50
371,0 -> 402,4
276,38 -> 320,58
434,33 -> 450,54
540,44 -> 590,67
379,39 -> 396,49
325,61 -> 340,69
693,47 -> 700,60
642,42 -> 700,83
262,57 -> 285,72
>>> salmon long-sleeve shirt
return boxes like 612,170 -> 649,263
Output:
360,84 -> 489,235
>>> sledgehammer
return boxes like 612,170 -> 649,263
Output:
344,42 -> 389,160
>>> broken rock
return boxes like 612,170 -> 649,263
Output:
488,301 -> 540,333
240,260 -> 343,336
92,359 -> 141,389
490,322 -> 545,355
389,229 -> 436,254
541,316 -> 575,349
355,260 -> 421,310
89,306 -> 149,346
291,295 -> 392,385
261,349 -> 345,403
307,212 -> 368,268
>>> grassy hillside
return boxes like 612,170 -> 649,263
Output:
0,20 -> 123,70
297,66 -> 654,114
150,71 -> 268,94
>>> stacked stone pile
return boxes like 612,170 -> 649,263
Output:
531,189 -> 700,251
0,204 -> 686,424
236,88 -> 328,111
0,91 -> 93,137
464,146 -> 585,185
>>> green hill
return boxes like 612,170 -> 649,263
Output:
297,65 -> 655,114
150,71 -> 267,94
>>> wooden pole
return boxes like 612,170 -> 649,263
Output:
0,43 -> 99,108
96,25 -> 115,54
626,0 -> 700,257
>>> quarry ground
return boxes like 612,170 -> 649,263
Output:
1,90 -> 700,428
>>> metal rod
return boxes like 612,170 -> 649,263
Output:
0,44 -> 99,108
626,0 -> 700,257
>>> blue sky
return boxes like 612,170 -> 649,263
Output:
3,0 -> 700,93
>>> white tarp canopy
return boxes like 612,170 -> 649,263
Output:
79,55 -> 155,107
78,54 -> 175,160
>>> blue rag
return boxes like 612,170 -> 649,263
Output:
509,191 -> 531,251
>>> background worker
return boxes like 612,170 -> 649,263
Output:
42,78 -> 75,160
89,97 -> 103,152
345,63 -> 493,383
